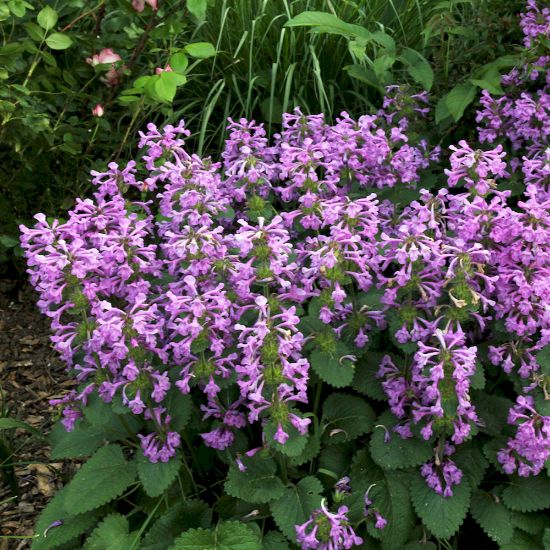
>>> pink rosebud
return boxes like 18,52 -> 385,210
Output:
86,48 -> 122,66
92,103 -> 104,117
131,0 -> 157,11
155,64 -> 173,75
101,66 -> 124,87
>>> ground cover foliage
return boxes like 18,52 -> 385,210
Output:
6,0 -> 550,549
0,0 -> 522,271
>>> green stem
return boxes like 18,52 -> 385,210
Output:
313,379 -> 323,420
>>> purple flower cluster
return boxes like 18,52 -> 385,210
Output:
19,4 -> 550,544
295,500 -> 363,550
21,97 -> 437,465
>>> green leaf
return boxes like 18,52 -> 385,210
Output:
289,431 -> 321,466
170,52 -> 189,74
535,393 -> 550,416
369,412 -> 433,470
343,64 -> 383,92
264,422 -> 308,457
0,417 -> 43,438
543,527 -> 550,550
501,529 -> 546,550
373,53 -> 396,82
64,444 -> 137,514
0,235 -> 19,248
184,42 -> 216,59
453,444 -> 488,489
310,343 -> 355,388
85,514 -> 138,550
400,48 -> 433,90
168,391 -> 193,431
187,0 -> 207,20
225,454 -> 285,504
471,65 -> 504,95
502,477 -> 550,512
37,6 -> 57,31
350,450 -> 414,547
322,393 -> 375,444
141,501 -> 212,550
536,346 -> 550,376
137,452 -> 181,497
285,11 -> 370,40
152,72 -> 187,103
84,393 -> 141,438
470,361 -> 486,390
474,391 -> 513,436
511,511 -> 548,535
270,477 -> 323,541
262,531 -> 290,550
49,420 -> 104,459
45,32 -> 72,50
353,352 -> 386,401
32,484 -> 101,550
470,490 -> 514,545
410,474 -> 471,539
436,82 -> 476,123
171,521 -> 260,549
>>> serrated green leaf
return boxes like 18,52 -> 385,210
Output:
502,477 -> 550,512
37,6 -> 57,31
353,351 -> 386,401
289,431 -> 320,466
45,32 -> 72,50
399,543 -> 437,550
470,361 -> 485,390
470,490 -> 513,544
64,444 -> 137,514
168,392 -> 193,431
270,477 -> 323,541
535,393 -> 550,416
453,444 -> 488,489
32,484 -> 101,550
410,474 -> 471,539
511,511 -> 548,535
264,421 -> 308,457
369,412 -> 433,470
310,344 -> 355,388
225,454 -> 285,504
536,346 -> 550,376
141,500 -> 212,550
84,393 -> 141,438
500,529 -> 545,550
350,449 -> 414,547
322,393 -> 375,444
184,42 -> 216,59
171,521 -> 260,549
137,452 -> 181,497
318,444 -> 353,481
49,420 -> 104,459
474,392 -> 513,436
262,530 -> 290,549
85,514 -> 138,550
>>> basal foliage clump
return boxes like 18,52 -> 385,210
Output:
21,2 -> 550,548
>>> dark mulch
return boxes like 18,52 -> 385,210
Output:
0,281 -> 76,550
